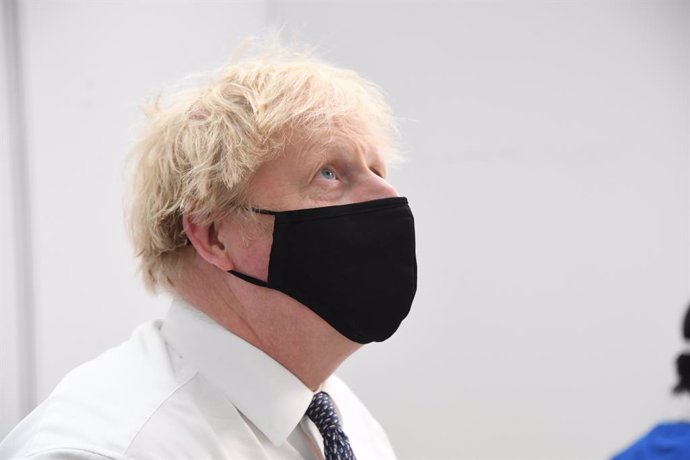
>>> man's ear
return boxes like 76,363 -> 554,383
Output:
182,213 -> 234,271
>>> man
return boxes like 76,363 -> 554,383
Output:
0,41 -> 417,459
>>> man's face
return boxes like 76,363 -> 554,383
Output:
218,129 -> 399,342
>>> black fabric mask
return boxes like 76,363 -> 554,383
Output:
228,196 -> 417,344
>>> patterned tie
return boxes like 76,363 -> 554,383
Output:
306,391 -> 356,460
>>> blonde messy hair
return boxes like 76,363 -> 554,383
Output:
125,39 -> 399,293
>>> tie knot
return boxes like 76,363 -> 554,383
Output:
306,391 -> 341,434
305,391 -> 357,460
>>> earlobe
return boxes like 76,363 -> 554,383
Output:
182,213 -> 234,271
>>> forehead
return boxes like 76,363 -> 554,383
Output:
296,130 -> 386,165
271,124 -> 390,172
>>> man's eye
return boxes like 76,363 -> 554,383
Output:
319,167 -> 336,180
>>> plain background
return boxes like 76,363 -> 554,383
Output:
1,1 -> 689,459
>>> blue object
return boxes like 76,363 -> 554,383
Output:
612,422 -> 690,460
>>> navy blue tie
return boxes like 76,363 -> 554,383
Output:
306,392 -> 356,460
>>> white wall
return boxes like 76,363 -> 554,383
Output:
0,0 -> 24,437
1,1 -> 689,459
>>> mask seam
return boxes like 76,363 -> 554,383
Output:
276,203 -> 409,224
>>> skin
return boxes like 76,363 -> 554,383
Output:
179,130 -> 398,391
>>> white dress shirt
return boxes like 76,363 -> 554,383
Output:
0,298 -> 397,459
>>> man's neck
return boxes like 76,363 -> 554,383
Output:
173,257 -> 360,391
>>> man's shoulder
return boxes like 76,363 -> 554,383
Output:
612,421 -> 690,460
0,320 -> 199,460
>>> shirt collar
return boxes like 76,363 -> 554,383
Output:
160,297 -> 314,446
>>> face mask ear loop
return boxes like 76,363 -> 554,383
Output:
226,207 -> 277,288
228,270 -> 269,288
251,208 -> 277,215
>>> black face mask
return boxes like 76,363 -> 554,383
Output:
228,197 -> 417,344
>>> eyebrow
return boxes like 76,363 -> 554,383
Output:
301,137 -> 387,177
